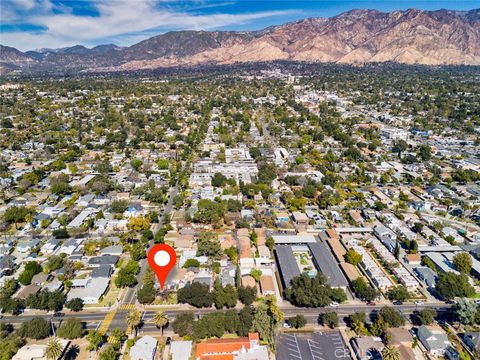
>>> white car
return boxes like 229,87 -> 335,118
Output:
283,322 -> 291,328
415,301 -> 424,305
330,302 -> 339,307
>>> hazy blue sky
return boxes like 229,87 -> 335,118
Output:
1,1 -> 479,51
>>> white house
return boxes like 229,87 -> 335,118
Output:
130,335 -> 157,360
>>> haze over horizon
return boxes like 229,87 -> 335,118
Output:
1,0 -> 480,52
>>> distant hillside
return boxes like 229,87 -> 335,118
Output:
1,8 -> 480,74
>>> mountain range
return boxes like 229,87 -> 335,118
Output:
1,8 -> 480,74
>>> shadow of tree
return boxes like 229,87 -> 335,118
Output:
64,344 -> 80,360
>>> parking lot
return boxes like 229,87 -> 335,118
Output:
276,331 -> 352,360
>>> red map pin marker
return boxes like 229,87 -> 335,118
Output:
147,244 -> 176,290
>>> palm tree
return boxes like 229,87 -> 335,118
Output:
382,345 -> 400,360
125,309 -> 142,335
109,328 -> 124,345
86,330 -> 104,352
152,311 -> 169,335
45,338 -> 63,360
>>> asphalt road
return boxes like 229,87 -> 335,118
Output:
122,184 -> 179,306
2,302 -> 454,333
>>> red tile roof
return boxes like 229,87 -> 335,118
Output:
196,333 -> 259,360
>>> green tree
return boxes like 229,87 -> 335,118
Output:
348,312 -> 367,335
194,200 -> 225,225
453,253 -> 472,274
130,243 -> 146,261
177,282 -> 212,308
319,311 -> 338,329
3,206 -> 31,227
289,315 -> 307,329
351,278 -> 379,302
416,308 -> 437,325
286,273 -> 344,307
137,283 -> 156,304
26,290 -> 65,312
387,286 -> 409,302
45,338 -> 63,360
252,303 -> 274,343
416,144 -> 432,161
211,172 -> 228,187
266,236 -> 274,253
238,286 -> 256,306
125,309 -> 142,335
193,312 -> 225,340
130,158 -> 143,171
250,269 -> 262,282
0,297 -> 24,315
46,255 -> 65,272
377,307 -> 405,328
455,299 -> 478,325
392,140 -> 408,158
183,259 -> 200,268
172,312 -> 195,337
86,330 -> 104,352
114,261 -> 139,288
110,200 -> 129,213
224,309 -> 240,333
382,345 -> 400,360
238,306 -> 254,336
0,333 -> 25,360
436,273 -> 475,300
157,159 -> 169,170
50,176 -> 71,195
213,283 -> 238,309
344,249 -> 362,266
57,318 -> 84,339
152,311 -> 168,335
99,345 -> 118,360
52,228 -> 69,239
17,318 -> 50,339
196,232 -> 221,259
65,298 -> 84,312
18,261 -> 42,285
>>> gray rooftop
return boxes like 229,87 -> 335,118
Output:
88,254 -> 119,266
91,265 -> 112,278
274,245 -> 301,289
414,266 -> 438,288
309,242 -> 348,288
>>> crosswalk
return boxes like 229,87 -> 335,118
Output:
119,304 -> 136,311
107,335 -> 120,344
98,310 -> 117,334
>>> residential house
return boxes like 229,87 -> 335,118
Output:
415,266 -> 438,289
171,341 -> 193,360
417,325 -> 453,357
13,340 -> 69,360
385,328 -> 415,360
130,335 -> 157,360
87,255 -> 119,268
260,275 -> 275,296
195,333 -> 268,360
67,277 -> 109,304
99,245 -> 123,256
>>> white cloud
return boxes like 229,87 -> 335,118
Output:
1,0 -> 298,51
